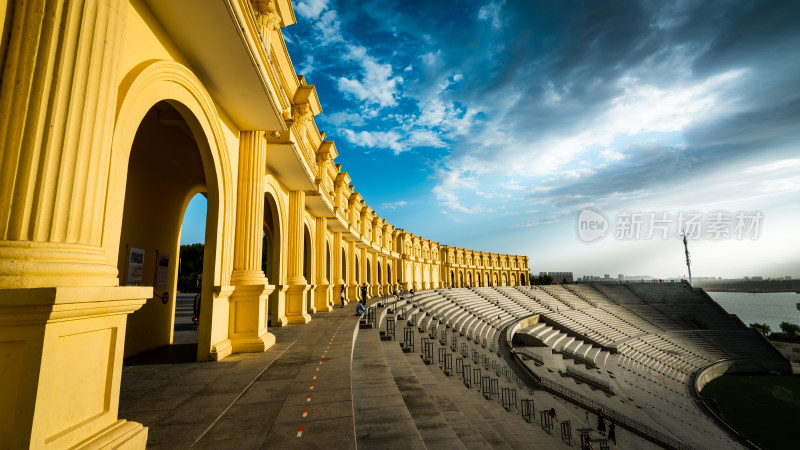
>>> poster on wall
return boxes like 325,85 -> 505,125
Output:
126,247 -> 145,286
155,252 -> 170,291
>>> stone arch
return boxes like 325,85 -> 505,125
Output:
263,185 -> 286,326
109,60 -> 235,361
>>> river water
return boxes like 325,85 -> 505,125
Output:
706,291 -> 800,331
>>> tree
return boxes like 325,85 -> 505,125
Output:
530,273 -> 554,285
749,322 -> 771,336
178,243 -> 204,292
779,322 -> 800,340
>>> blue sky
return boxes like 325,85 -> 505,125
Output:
184,0 -> 800,279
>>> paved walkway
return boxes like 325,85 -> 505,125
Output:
120,297 -> 371,448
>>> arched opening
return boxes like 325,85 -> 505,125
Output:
326,242 -> 331,282
502,273 -> 508,286
388,264 -> 393,287
264,193 -> 282,326
493,273 -> 498,286
511,274 -> 517,286
355,254 -> 360,284
378,261 -> 383,284
450,271 -> 455,288
118,101 -> 211,361
303,226 -> 312,282
468,272 -> 472,287
459,271 -> 464,287
477,273 -> 482,287
303,226 -> 312,311
341,247 -> 347,284
367,259 -> 372,286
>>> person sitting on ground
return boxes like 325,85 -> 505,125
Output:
548,407 -> 558,422
356,302 -> 366,315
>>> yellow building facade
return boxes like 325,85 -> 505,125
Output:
0,0 -> 530,447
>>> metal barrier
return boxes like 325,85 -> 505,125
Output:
541,410 -> 553,434
473,368 -> 481,389
481,376 -> 493,399
456,356 -> 463,375
402,327 -> 414,353
438,347 -> 446,364
501,387 -> 517,411
421,338 -> 433,364
561,420 -> 572,445
580,430 -> 590,449
466,330 -> 472,341
460,342 -> 468,358
463,364 -> 472,388
521,399 -> 535,423
385,317 -> 395,340
440,330 -> 447,346
490,378 -> 500,399
482,338 -> 487,348
451,337 -> 458,352
472,349 -> 480,364
443,352 -> 453,376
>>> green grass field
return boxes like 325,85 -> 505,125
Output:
701,374 -> 800,449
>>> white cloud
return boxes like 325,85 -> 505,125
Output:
478,1 -> 504,30
405,129 -> 446,148
338,46 -> 403,108
381,200 -> 410,210
317,9 -> 345,44
600,149 -> 625,161
295,0 -> 328,19
341,129 -> 405,154
324,111 -> 366,127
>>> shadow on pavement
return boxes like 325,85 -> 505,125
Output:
123,343 -> 198,366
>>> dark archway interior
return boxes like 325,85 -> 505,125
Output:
119,101 -> 206,360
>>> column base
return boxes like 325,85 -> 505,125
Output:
285,284 -> 310,324
209,339 -> 233,361
315,284 -> 332,312
231,332 -> 276,353
0,286 -> 149,449
74,419 -> 147,449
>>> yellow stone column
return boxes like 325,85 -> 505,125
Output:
0,0 -> 149,447
285,191 -> 310,323
361,247 -> 370,299
347,240 -> 358,300
333,231 -> 347,304
229,131 -> 275,353
314,217 -> 332,312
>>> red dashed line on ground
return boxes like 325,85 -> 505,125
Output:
297,426 -> 303,437
313,374 -> 317,380
302,408 -> 308,418
309,383 -> 315,390
306,394 -> 312,402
